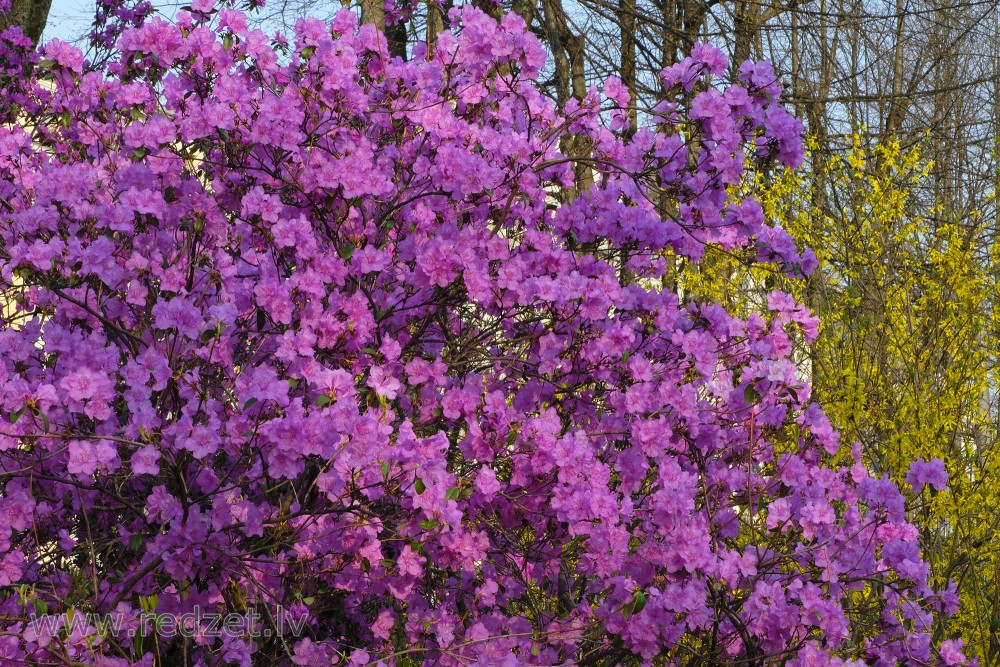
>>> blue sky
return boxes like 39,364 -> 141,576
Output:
42,0 -> 94,44
43,1 -> 186,44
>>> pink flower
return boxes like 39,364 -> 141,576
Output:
292,638 -> 331,667
43,39 -> 85,73
0,550 -> 23,586
690,42 -> 728,77
0,11 -> 946,665
59,368 -> 112,404
940,639 -> 967,666
907,458 -> 949,492
397,545 -> 425,578
67,440 -> 97,477
371,610 -> 395,640
131,446 -> 160,475
367,366 -> 401,400
602,76 -> 630,107
475,467 -> 503,501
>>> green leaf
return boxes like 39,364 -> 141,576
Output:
744,385 -> 760,405
130,534 -> 143,552
243,397 -> 258,411
300,45 -> 316,59
380,461 -> 390,477
36,410 -> 50,434
33,599 -> 48,616
419,519 -> 438,531
315,395 -> 332,407
625,589 -> 647,617
414,477 -> 426,495
8,408 -> 23,424
444,487 -> 461,501
338,243 -> 356,260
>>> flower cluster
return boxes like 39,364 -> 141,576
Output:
0,5 -> 961,666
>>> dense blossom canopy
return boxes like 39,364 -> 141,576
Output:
0,2 -> 963,666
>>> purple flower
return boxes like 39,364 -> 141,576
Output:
0,550 -> 22,586
690,42 -> 728,77
130,446 -> 160,475
67,440 -> 97,477
367,366 -> 402,400
940,639 -> 967,666
906,458 -> 949,492
0,9 -> 951,666
602,76 -> 630,106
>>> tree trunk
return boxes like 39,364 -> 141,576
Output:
361,0 -> 387,34
619,0 -> 637,130
426,0 -> 445,51
1,0 -> 51,48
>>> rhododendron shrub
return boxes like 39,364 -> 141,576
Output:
0,5 -> 961,667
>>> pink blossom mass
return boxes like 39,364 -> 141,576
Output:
0,2 -> 963,666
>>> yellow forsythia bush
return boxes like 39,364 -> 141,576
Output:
681,134 -> 1000,663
